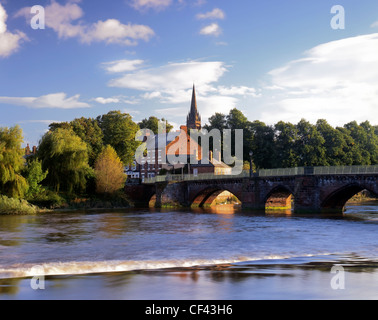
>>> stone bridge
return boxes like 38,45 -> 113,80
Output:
125,167 -> 378,213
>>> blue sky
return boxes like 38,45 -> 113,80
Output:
1,0 -> 378,146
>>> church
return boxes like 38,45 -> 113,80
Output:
126,85 -> 231,181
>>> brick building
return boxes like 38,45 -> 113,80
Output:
126,85 -> 231,181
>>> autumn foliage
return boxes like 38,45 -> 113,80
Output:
94,145 -> 126,194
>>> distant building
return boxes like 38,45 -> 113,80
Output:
127,84 -> 231,182
24,144 -> 37,159
190,151 -> 232,176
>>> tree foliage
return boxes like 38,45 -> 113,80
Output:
97,111 -> 140,165
38,128 -> 91,194
0,126 -> 28,198
204,108 -> 378,169
24,159 -> 48,199
94,145 -> 126,194
138,117 -> 173,134
49,117 -> 104,166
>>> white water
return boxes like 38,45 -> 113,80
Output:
0,205 -> 377,280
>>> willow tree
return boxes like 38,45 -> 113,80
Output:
0,126 -> 28,198
38,128 -> 91,194
94,145 -> 126,194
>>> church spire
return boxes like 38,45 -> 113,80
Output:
187,84 -> 201,130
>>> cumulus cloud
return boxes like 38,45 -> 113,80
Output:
129,0 -> 173,11
106,59 -> 257,122
109,60 -> 227,93
102,59 -> 144,73
0,92 -> 90,109
199,23 -> 222,37
260,33 -> 378,126
93,97 -> 120,104
93,96 -> 139,105
196,8 -> 225,20
0,4 -> 28,58
16,1 -> 154,46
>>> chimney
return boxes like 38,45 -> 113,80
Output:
32,146 -> 37,155
25,144 -> 30,156
180,125 -> 188,133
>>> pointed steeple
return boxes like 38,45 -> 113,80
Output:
190,84 -> 197,114
187,84 -> 202,130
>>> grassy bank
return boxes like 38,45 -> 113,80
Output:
0,196 -> 39,215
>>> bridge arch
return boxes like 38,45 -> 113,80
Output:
264,185 -> 294,211
149,194 -> 157,208
191,186 -> 241,208
321,183 -> 378,212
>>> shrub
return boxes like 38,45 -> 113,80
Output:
0,195 -> 38,215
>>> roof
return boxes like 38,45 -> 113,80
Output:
144,131 -> 180,150
191,157 -> 231,168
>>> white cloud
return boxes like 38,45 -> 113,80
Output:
93,96 -> 139,105
0,92 -> 90,109
196,8 -> 225,20
102,59 -> 144,73
109,60 -> 227,93
130,0 -> 173,11
93,97 -> 120,104
261,33 -> 378,126
0,4 -> 27,58
106,59 -> 259,123
217,86 -> 260,97
199,23 -> 222,37
84,19 -> 154,45
16,1 -> 154,46
142,91 -> 162,99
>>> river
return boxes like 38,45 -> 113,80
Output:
0,203 -> 377,300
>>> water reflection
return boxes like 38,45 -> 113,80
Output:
207,204 -> 239,215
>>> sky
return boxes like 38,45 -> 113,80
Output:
1,0 -> 378,147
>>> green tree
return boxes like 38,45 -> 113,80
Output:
95,145 -> 126,194
0,126 -> 28,198
336,126 -> 363,165
49,118 -> 104,167
343,121 -> 378,165
38,128 -> 91,194
97,111 -> 140,165
70,117 -> 104,166
204,113 -> 227,132
226,108 -> 250,161
274,121 -> 299,168
316,119 -> 348,166
295,119 -> 326,166
138,116 -> 173,134
248,121 -> 276,169
24,159 -> 48,199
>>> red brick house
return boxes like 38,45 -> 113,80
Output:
127,85 -> 231,181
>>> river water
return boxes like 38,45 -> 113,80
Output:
0,203 -> 377,300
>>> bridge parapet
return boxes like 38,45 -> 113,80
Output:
131,166 -> 378,213
143,165 -> 378,184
